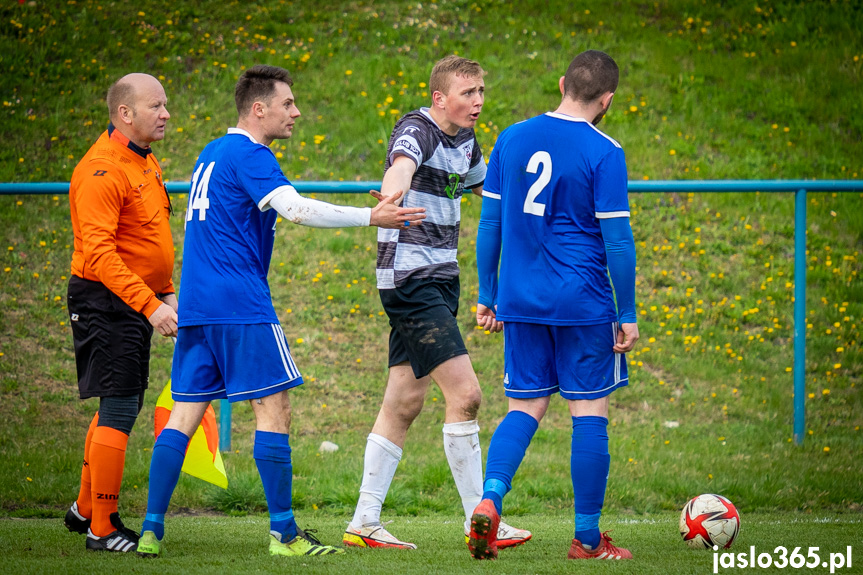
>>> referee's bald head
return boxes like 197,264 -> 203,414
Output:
106,73 -> 163,123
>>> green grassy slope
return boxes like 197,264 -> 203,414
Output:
0,0 -> 860,523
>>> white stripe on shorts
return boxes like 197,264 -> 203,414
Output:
561,322 -> 626,397
271,324 -> 299,380
565,381 -> 624,396
612,321 -> 626,385
506,384 -> 559,395
226,379 -> 299,400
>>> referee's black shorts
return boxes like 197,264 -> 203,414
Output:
67,276 -> 153,399
379,275 -> 468,379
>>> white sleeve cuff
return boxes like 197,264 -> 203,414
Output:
258,185 -> 296,211
595,210 -> 630,219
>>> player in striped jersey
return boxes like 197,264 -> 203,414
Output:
344,56 -> 531,551
136,65 -> 424,560
468,50 -> 639,561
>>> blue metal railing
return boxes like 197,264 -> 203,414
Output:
3,179 -> 862,195
0,181 -> 381,195
3,179 -> 861,448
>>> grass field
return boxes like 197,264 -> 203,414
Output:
0,0 -> 861,570
3,512 -> 861,574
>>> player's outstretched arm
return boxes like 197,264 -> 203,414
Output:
377,155 -> 417,204
264,184 -> 420,229
368,190 -> 426,228
367,154 -> 426,228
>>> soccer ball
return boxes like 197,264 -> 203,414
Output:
679,494 -> 740,549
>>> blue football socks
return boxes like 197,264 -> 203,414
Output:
571,416 -> 610,549
142,428 -> 190,540
253,430 -> 297,542
482,410 -> 539,515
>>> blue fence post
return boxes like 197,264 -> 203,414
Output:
219,399 -> 231,452
793,188 -> 807,445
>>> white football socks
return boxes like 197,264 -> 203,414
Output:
352,422 -> 484,529
351,433 -> 402,528
442,419 -> 483,522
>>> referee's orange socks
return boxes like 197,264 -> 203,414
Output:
89,425 -> 130,537
74,412 -> 99,519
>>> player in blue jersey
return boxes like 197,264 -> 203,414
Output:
467,50 -> 639,561
136,65 -> 425,560
343,55 -> 531,552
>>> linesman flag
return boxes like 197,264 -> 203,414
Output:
155,381 -> 228,489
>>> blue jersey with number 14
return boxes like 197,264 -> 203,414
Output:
178,128 -> 288,327
484,112 -> 629,326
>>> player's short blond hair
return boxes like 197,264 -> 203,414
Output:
429,55 -> 485,96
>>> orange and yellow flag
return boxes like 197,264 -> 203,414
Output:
155,382 -> 228,489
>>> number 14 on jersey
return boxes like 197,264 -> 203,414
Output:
187,161 -> 215,221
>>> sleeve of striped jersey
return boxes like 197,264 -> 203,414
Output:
599,217 -> 637,323
466,159 -> 487,189
476,164 -> 502,309
594,147 -> 630,218
465,135 -> 486,188
389,120 -> 426,167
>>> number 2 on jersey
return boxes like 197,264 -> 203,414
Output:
187,161 -> 215,221
523,151 -> 551,217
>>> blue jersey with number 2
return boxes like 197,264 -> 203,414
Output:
179,128 -> 288,326
483,112 -> 629,325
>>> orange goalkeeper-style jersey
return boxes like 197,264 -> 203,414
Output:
69,125 -> 175,318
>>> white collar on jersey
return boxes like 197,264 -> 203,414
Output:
419,107 -> 458,137
227,127 -> 259,143
544,112 -> 590,123
544,112 -> 621,147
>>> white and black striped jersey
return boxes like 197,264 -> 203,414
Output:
376,108 -> 486,289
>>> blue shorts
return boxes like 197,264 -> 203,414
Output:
172,323 -> 303,403
503,321 -> 627,400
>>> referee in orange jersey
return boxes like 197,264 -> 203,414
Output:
63,73 -> 177,553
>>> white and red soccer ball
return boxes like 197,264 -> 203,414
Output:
679,494 -> 741,549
